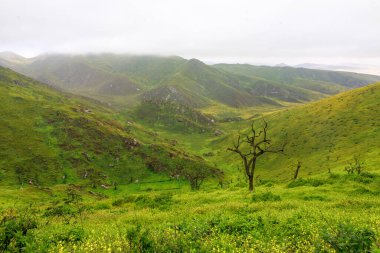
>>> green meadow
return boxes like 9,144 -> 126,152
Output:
2,172 -> 380,252
0,64 -> 380,252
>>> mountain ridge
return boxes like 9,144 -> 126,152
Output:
2,52 -> 379,110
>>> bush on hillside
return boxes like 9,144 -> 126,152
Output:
0,208 -> 38,252
319,223 -> 375,253
252,192 -> 281,202
287,178 -> 326,188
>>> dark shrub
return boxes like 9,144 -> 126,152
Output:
126,224 -> 154,252
135,193 -> 173,210
44,205 -> 75,217
0,209 -> 38,252
54,227 -> 85,243
303,195 -> 327,201
320,223 -> 375,253
252,192 -> 281,202
287,178 -> 326,188
112,199 -> 126,207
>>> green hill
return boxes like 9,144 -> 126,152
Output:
0,61 -> 380,253
212,82 -> 380,178
142,58 -> 284,108
215,63 -> 380,92
3,53 -> 378,111
0,66 -> 216,186
133,99 -> 219,134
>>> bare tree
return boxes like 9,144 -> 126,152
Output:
227,120 -> 285,191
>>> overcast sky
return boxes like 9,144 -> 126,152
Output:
1,0 -> 379,66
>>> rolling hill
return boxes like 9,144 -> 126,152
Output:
1,59 -> 379,253
211,82 -> 380,178
2,53 -> 379,111
0,66 -> 215,186
215,64 -> 380,94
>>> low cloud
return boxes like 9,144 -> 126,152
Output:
0,0 -> 379,65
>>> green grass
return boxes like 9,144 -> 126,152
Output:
1,60 -> 380,252
196,83 -> 380,178
1,173 -> 380,252
0,66 -> 215,186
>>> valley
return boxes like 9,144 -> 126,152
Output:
0,53 -> 380,252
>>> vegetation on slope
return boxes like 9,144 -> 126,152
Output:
0,67 -> 219,186
1,172 -> 379,252
133,99 -> 217,134
0,59 -> 380,252
214,83 -> 380,179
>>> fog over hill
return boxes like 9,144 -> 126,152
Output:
1,52 -> 379,111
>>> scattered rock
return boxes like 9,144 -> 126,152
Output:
214,129 -> 224,136
124,137 -> 140,150
13,80 -> 27,86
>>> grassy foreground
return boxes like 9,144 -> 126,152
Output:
1,172 -> 380,252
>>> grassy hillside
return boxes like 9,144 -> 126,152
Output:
133,100 -> 218,134
0,66 -> 216,186
0,66 -> 380,253
212,83 -> 380,179
143,59 -> 285,108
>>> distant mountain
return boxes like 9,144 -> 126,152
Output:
0,51 -> 27,63
1,52 -> 380,110
215,64 -> 380,87
295,63 -> 380,76
214,64 -> 380,96
295,63 -> 355,71
0,52 -> 31,69
275,63 -> 289,67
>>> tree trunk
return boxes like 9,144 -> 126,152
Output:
294,161 -> 301,180
248,159 -> 256,192
248,175 -> 254,192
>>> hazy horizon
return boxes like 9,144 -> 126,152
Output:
2,50 -> 380,76
1,0 -> 379,73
